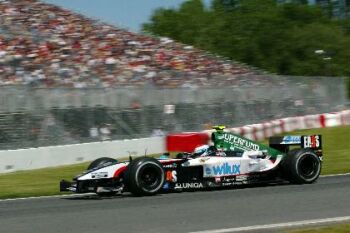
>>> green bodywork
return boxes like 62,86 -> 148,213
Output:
212,131 -> 284,159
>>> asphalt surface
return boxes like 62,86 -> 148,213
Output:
0,175 -> 349,233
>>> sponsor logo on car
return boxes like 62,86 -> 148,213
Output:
207,181 -> 220,187
91,172 -> 108,179
235,175 -> 248,182
163,163 -> 178,168
205,163 -> 240,176
175,183 -> 204,189
303,135 -> 320,148
281,136 -> 301,144
221,175 -> 250,185
162,182 -> 170,190
222,133 -> 260,151
166,170 -> 177,182
222,177 -> 236,183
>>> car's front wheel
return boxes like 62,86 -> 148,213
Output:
124,157 -> 165,196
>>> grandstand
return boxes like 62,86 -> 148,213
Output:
0,0 -> 348,150
0,0 -> 260,88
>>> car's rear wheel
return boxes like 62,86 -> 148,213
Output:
282,149 -> 321,184
87,157 -> 117,170
124,157 -> 165,196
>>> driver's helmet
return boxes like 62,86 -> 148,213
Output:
193,145 -> 210,157
212,125 -> 225,133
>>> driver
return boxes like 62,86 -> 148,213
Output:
193,145 -> 210,157
193,145 -> 219,157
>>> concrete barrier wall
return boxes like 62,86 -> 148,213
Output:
0,137 -> 165,173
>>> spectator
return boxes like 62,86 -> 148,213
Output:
151,127 -> 165,137
0,0 -> 264,89
99,123 -> 111,141
89,125 -> 99,139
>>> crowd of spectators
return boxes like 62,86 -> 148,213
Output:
0,0 -> 270,88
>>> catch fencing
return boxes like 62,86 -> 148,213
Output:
0,75 -> 348,150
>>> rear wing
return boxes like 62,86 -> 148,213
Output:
269,135 -> 322,156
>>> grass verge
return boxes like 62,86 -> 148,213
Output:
0,162 -> 89,199
0,125 -> 349,199
285,222 -> 350,233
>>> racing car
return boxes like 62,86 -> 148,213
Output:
60,126 -> 323,196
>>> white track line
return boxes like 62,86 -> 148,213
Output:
0,193 -> 95,202
0,173 -> 349,202
320,172 -> 350,177
189,216 -> 350,233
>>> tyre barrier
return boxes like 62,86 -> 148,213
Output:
166,133 -> 210,152
167,109 -> 350,152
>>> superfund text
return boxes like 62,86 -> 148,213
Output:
223,133 -> 260,151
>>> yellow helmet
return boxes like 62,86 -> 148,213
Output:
212,125 -> 226,132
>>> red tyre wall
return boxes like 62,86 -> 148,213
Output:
166,133 -> 210,152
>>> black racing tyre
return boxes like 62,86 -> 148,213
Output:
87,157 -> 117,170
282,149 -> 322,184
124,157 -> 165,196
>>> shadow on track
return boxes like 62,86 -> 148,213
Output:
61,181 -> 296,201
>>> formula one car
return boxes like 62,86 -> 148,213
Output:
60,126 -> 323,196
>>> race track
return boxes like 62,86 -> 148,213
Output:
0,175 -> 349,233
